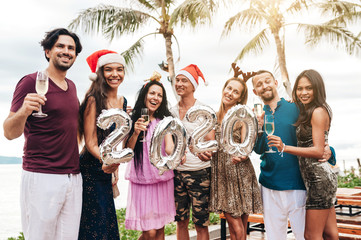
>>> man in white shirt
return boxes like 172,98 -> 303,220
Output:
170,64 -> 211,240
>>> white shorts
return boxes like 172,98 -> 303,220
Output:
261,185 -> 306,240
20,170 -> 82,240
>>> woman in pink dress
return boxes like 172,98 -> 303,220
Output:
124,79 -> 175,240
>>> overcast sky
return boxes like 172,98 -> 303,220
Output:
0,0 -> 360,164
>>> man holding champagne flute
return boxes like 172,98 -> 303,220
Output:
251,70 -> 334,240
3,28 -> 83,240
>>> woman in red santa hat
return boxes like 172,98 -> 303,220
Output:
78,49 -> 129,239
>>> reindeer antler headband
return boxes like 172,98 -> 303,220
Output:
231,63 -> 256,82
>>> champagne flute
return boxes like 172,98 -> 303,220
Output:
139,108 -> 149,142
264,114 -> 276,153
32,71 -> 49,118
253,96 -> 264,133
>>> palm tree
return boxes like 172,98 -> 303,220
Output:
69,0 -> 216,99
223,0 -> 361,96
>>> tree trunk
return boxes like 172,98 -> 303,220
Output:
164,34 -> 179,101
273,30 -> 292,97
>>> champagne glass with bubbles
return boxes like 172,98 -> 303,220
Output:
139,108 -> 149,142
253,96 -> 264,133
264,114 -> 276,153
32,71 -> 49,118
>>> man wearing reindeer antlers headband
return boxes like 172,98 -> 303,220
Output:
252,70 -> 335,240
170,64 -> 212,240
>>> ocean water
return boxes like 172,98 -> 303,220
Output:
1,156 -> 358,240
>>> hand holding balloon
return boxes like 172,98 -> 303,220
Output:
102,163 -> 120,174
231,156 -> 248,164
197,151 -> 213,162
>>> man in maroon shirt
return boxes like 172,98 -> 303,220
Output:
3,28 -> 83,240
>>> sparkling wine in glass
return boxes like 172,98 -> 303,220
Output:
139,108 -> 149,142
253,96 -> 264,133
264,114 -> 276,153
32,71 -> 49,118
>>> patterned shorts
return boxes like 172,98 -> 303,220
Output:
174,167 -> 211,227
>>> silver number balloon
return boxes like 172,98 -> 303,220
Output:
186,105 -> 218,155
97,108 -> 134,165
149,116 -> 187,175
220,105 -> 258,157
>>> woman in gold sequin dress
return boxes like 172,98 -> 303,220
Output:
268,69 -> 338,240
209,66 -> 262,240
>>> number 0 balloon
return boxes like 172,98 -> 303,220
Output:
221,105 -> 258,156
97,108 -> 134,165
149,116 -> 187,175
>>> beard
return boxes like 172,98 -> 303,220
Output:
52,54 -> 75,71
260,89 -> 276,102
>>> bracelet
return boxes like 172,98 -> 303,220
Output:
279,143 -> 285,157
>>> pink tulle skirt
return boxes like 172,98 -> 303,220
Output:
125,179 -> 176,231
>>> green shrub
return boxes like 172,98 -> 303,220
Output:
338,172 -> 361,188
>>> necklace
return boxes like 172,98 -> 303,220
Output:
108,99 -> 117,108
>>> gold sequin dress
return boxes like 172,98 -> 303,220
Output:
209,124 -> 263,217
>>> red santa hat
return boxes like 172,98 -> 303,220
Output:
176,64 -> 208,89
86,49 -> 126,81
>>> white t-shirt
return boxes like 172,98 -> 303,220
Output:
170,100 -> 211,171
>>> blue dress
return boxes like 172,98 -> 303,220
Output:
78,97 -> 127,240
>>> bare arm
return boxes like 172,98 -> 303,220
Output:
3,93 -> 46,140
268,107 -> 330,159
164,133 -> 174,155
83,97 -> 119,173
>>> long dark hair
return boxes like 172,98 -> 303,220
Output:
125,81 -> 172,172
293,69 -> 332,133
78,66 -> 114,146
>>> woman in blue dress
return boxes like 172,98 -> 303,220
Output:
78,50 -> 130,239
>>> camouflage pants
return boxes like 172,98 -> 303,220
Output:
173,167 -> 211,226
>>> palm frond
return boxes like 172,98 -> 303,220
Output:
170,0 -> 216,28
285,0 -> 310,15
324,10 -> 361,27
136,0 -> 157,11
121,32 -> 160,70
234,28 -> 270,62
222,8 -> 265,37
316,1 -> 361,17
298,23 -> 361,56
69,4 -> 156,41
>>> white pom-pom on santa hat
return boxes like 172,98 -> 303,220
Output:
86,49 -> 126,81
176,64 -> 208,89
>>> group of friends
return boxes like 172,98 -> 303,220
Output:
3,28 -> 338,240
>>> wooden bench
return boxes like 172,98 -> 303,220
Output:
247,214 -> 291,234
336,196 -> 361,216
246,214 -> 361,237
